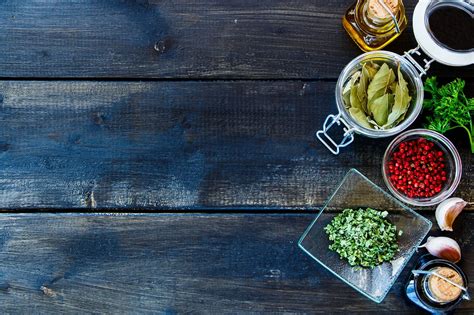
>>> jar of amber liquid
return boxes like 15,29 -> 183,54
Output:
343,0 -> 407,51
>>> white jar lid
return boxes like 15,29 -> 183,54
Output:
412,0 -> 474,67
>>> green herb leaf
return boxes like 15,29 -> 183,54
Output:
342,62 -> 413,130
389,81 -> 397,94
369,93 -> 391,126
357,64 -> 370,112
350,84 -> 362,110
343,89 -> 351,108
384,66 -> 411,128
349,108 -> 372,129
342,71 -> 360,108
365,61 -> 380,80
423,76 -> 474,153
367,63 -> 395,105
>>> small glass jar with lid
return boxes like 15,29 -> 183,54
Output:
343,0 -> 407,51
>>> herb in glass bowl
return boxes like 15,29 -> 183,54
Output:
325,208 -> 401,268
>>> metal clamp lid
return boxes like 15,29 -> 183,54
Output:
403,45 -> 435,76
316,114 -> 355,155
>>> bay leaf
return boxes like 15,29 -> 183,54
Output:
382,112 -> 406,130
349,108 -> 372,129
369,94 -> 390,126
350,84 -> 362,110
343,89 -> 351,108
392,109 -> 408,127
342,71 -> 360,108
384,66 -> 412,128
365,61 -> 380,80
367,118 -> 380,129
357,64 -> 370,113
389,81 -> 397,94
351,70 -> 361,82
367,63 -> 395,105
387,92 -> 395,112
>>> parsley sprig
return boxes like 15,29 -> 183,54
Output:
325,208 -> 400,268
423,77 -> 474,153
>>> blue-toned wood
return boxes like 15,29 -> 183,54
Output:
0,0 -> 471,79
0,0 -> 472,313
0,213 -> 472,313
0,80 -> 471,210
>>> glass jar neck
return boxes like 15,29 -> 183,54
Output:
355,0 -> 404,34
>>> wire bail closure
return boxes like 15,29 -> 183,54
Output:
316,113 -> 355,155
403,45 -> 435,76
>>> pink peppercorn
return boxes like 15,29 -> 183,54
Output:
388,138 -> 447,198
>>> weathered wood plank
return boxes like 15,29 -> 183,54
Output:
0,0 -> 471,79
0,213 -> 472,313
0,80 -> 472,210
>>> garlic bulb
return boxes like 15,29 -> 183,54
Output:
435,197 -> 467,231
419,236 -> 461,262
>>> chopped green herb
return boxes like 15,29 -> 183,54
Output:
324,208 -> 400,268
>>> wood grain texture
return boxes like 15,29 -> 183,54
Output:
0,0 -> 471,79
0,80 -> 471,210
0,213 -> 472,314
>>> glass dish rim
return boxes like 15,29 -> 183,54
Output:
298,168 -> 432,303
382,128 -> 463,206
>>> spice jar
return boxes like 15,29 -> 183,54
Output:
317,0 -> 474,155
343,0 -> 407,51
406,255 -> 470,313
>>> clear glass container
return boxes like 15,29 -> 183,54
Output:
382,129 -> 462,206
336,51 -> 424,138
317,51 -> 424,154
343,0 -> 408,51
406,255 -> 470,313
298,169 -> 432,303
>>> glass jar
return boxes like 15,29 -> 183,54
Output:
343,0 -> 407,51
406,255 -> 470,313
316,50 -> 423,155
382,129 -> 462,206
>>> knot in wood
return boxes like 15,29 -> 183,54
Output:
154,40 -> 167,53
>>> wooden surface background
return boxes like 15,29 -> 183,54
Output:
1,80 -> 470,210
1,0 -> 471,79
0,0 -> 472,313
0,213 -> 473,314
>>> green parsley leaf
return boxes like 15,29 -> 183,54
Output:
423,77 -> 474,153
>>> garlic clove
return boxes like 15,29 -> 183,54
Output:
435,197 -> 468,231
419,236 -> 461,262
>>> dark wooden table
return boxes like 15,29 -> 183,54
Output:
0,0 -> 472,313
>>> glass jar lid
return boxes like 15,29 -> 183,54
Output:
412,0 -> 473,67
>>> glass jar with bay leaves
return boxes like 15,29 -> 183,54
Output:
316,51 -> 423,155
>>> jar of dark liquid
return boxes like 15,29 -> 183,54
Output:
406,255 -> 470,313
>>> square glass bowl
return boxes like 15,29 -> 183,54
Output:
298,169 -> 432,303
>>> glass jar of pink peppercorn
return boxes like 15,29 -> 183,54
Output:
382,129 -> 462,206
